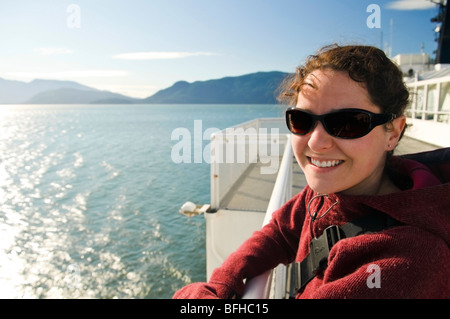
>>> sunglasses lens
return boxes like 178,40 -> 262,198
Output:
325,111 -> 371,138
287,110 -> 313,135
286,109 -> 377,138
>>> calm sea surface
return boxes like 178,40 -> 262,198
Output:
0,104 -> 283,298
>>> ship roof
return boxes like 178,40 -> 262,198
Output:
405,66 -> 450,83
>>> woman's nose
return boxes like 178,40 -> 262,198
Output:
307,121 -> 333,151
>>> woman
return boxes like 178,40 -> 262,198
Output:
173,45 -> 450,298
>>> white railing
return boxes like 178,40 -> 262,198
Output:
205,118 -> 290,280
242,134 -> 293,299
210,118 -> 288,210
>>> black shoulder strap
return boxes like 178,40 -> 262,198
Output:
289,213 -> 401,297
399,147 -> 450,183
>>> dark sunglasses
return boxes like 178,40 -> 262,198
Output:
286,107 -> 396,139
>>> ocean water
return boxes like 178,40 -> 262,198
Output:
0,104 -> 283,299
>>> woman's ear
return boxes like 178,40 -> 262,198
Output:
387,115 -> 406,150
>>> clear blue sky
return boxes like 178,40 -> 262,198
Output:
0,0 -> 442,98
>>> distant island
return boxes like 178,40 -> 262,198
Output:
0,71 -> 290,105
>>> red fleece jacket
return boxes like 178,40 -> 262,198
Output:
173,148 -> 450,299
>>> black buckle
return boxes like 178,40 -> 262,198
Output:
310,225 -> 342,273
290,215 -> 401,297
292,225 -> 343,296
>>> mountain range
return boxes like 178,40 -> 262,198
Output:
0,71 -> 289,105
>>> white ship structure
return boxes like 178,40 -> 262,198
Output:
395,0 -> 450,147
398,54 -> 450,147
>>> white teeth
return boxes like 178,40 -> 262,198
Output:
311,158 -> 343,168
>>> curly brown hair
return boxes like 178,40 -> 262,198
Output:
277,44 -> 409,118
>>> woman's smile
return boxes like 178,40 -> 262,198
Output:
308,157 -> 344,168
